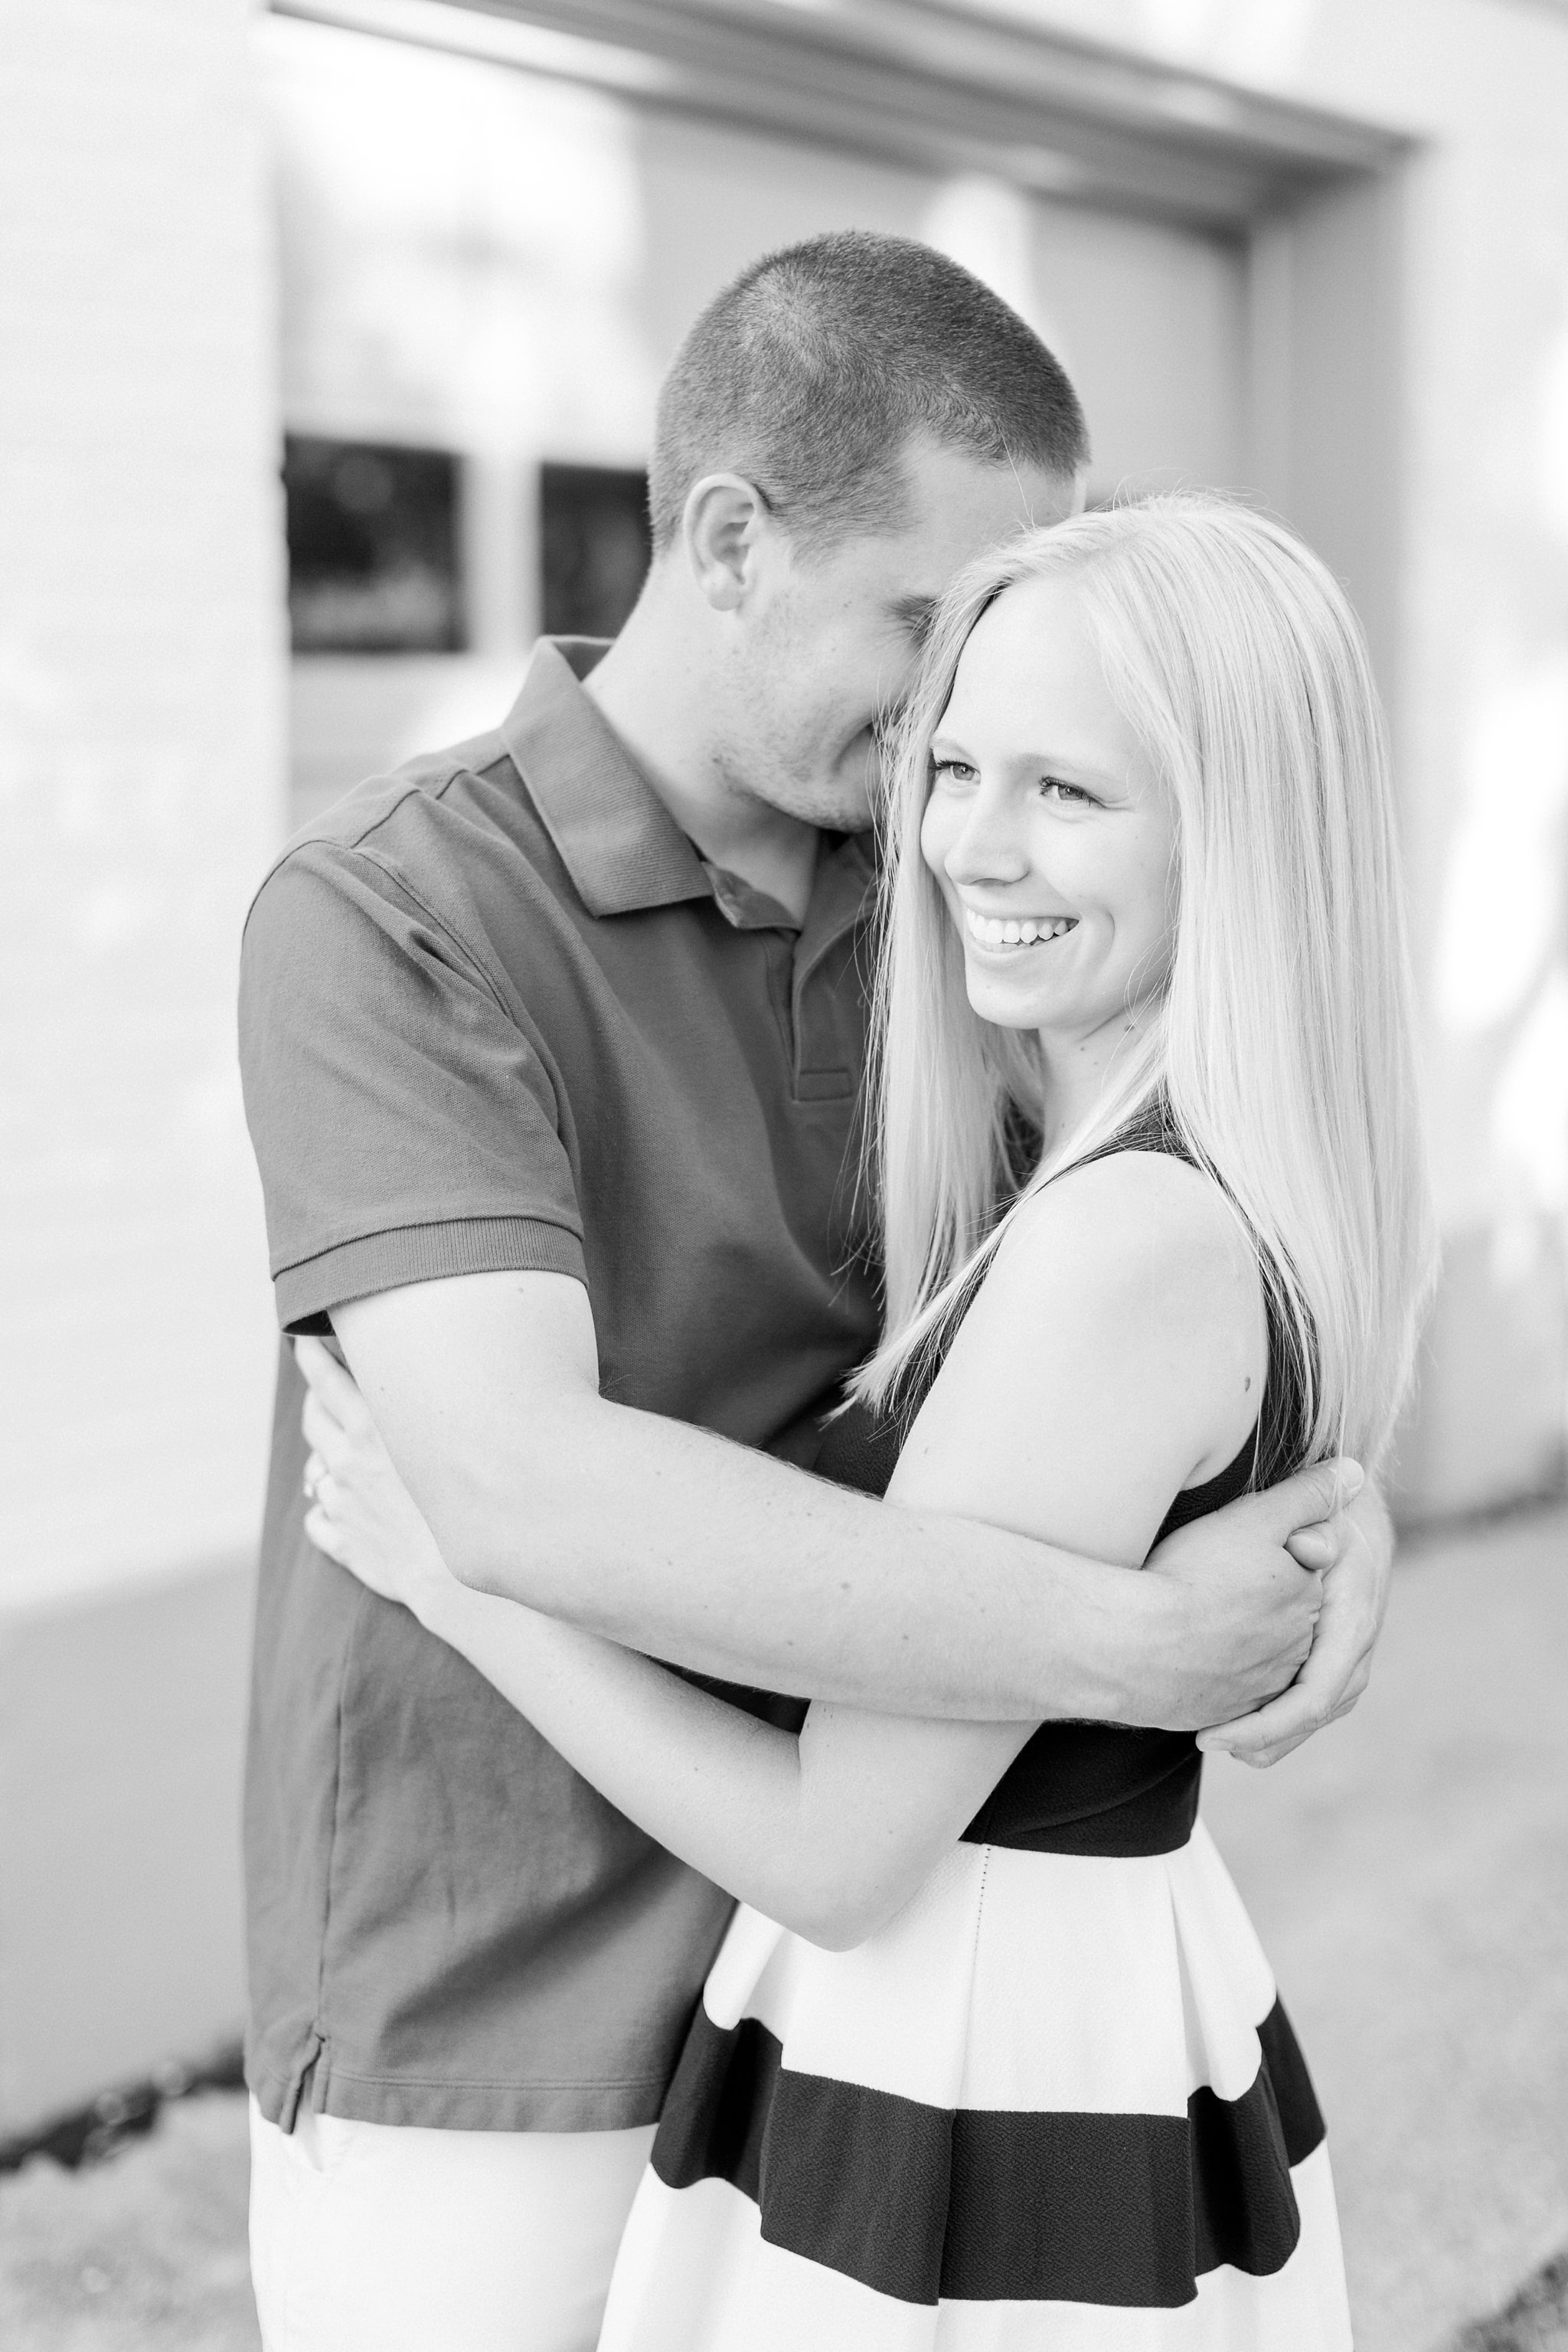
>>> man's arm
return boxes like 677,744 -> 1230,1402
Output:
328,1268 -> 1345,1730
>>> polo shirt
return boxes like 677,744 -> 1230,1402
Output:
237,639 -> 881,2135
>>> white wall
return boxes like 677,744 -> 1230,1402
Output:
0,0 -> 284,1615
0,0 -> 284,2129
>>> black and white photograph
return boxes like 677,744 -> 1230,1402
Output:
2,4 -> 1566,2349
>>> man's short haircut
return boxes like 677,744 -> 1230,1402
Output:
648,230 -> 1089,554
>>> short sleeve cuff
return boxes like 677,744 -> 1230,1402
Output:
275,1216 -> 587,1336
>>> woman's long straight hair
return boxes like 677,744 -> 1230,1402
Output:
852,493 -> 1436,1476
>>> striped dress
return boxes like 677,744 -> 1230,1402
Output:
598,1148 -> 1353,2350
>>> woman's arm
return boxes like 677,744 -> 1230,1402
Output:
302,1376 -> 1030,1946
407,1576 -> 1027,1950
307,1153 -> 1277,1947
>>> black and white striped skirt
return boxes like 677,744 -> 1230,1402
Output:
598,1824 -> 1351,2348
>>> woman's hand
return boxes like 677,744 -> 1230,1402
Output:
296,1334 -> 456,1625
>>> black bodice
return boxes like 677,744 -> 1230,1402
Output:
812,1402 -> 1262,1858
812,1109 -> 1302,1859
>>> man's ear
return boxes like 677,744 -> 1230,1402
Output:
681,472 -> 772,612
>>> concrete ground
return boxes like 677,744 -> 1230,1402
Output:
1,1504 -> 1563,2351
1204,1502 -> 1568,2351
0,2092 -> 256,2350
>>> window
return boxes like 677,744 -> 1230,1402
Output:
541,463 -> 652,641
284,435 -> 466,655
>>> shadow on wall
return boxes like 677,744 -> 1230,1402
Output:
0,1563 -> 253,2144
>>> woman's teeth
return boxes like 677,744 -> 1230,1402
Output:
965,910 -> 1077,949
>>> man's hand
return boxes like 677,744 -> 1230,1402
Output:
298,1336 -> 457,1626
1142,1462 -> 1361,1730
1197,1479 -> 1393,1766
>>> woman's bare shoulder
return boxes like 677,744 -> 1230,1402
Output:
905,1148 -> 1266,1527
1001,1145 -> 1258,1312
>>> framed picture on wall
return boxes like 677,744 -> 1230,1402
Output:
284,434 -> 466,655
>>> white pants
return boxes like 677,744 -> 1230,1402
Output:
249,2097 -> 655,2352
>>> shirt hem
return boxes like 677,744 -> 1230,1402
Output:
247,2045 -> 669,2135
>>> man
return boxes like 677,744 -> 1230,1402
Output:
239,234 -> 1389,2352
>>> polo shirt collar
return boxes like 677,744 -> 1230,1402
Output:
501,635 -> 877,936
502,639 -> 711,920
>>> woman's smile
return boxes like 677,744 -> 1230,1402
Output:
962,906 -> 1080,951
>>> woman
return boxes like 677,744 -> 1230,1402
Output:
301,494 -> 1433,2345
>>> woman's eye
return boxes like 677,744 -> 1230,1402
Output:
1040,776 -> 1093,805
932,758 -> 977,786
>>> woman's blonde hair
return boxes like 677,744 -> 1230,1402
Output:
853,492 -> 1436,1477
